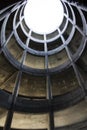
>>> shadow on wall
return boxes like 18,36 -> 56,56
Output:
67,0 -> 87,5
0,0 -> 87,10
0,0 -> 22,10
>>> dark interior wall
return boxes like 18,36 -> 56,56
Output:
0,0 -> 22,10
0,0 -> 87,10
66,0 -> 87,5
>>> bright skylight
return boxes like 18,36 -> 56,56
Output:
24,0 -> 64,34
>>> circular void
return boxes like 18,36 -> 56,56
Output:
24,0 -> 64,34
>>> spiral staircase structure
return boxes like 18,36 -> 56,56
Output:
0,0 -> 87,130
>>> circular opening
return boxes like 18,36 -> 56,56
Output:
24,0 -> 64,34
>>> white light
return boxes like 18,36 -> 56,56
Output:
24,0 -> 64,34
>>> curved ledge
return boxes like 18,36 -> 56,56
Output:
0,87 -> 85,113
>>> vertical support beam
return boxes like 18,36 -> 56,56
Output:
44,34 -> 54,130
49,109 -> 54,130
3,41 -> 27,130
3,110 -> 14,130
46,75 -> 52,100
44,34 -> 48,70
46,75 -> 54,130
3,71 -> 22,130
